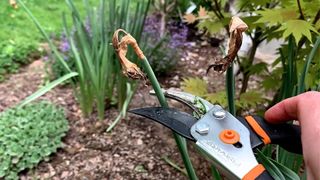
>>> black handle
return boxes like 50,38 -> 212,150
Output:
241,116 -> 302,154
255,169 -> 274,180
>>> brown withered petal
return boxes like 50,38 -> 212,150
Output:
112,29 -> 145,80
207,16 -> 248,74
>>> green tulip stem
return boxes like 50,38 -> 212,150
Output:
141,57 -> 198,180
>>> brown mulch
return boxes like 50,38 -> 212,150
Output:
0,42 -> 225,179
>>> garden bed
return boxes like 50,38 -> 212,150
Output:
0,40 -> 223,179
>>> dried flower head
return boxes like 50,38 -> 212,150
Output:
112,29 -> 145,80
207,16 -> 248,73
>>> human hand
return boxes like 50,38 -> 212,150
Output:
265,91 -> 320,179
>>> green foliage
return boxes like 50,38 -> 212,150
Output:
19,72 -> 78,107
255,9 -> 298,26
63,0 -> 149,119
237,91 -> 264,109
256,150 -> 299,180
144,36 -> 178,76
0,0 -> 100,42
278,20 -> 318,43
19,0 -> 150,120
185,0 -> 320,95
0,102 -> 68,179
204,91 -> 227,107
181,77 -> 208,96
0,40 -> 40,82
181,77 -> 266,112
49,55 -> 76,83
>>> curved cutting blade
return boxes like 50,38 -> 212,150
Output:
129,107 -> 197,141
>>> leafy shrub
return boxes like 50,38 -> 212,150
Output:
144,37 -> 178,76
0,102 -> 68,179
183,0 -> 320,94
181,77 -> 265,113
0,40 -> 41,82
143,15 -> 191,76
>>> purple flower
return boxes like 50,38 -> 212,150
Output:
60,41 -> 70,53
43,56 -> 49,61
59,33 -> 70,53
84,18 -> 92,37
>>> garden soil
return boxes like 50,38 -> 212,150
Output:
0,43 -> 230,180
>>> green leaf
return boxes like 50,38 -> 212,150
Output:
197,19 -> 224,34
204,91 -> 227,107
256,150 -> 286,180
236,0 -> 270,9
316,21 -> 320,30
279,20 -> 318,43
18,72 -> 78,107
241,16 -> 261,29
262,70 -> 282,91
181,77 -> 208,96
269,158 -> 300,180
246,62 -> 268,75
238,91 -> 264,108
301,1 -> 320,18
256,9 -> 298,26
298,36 -> 320,92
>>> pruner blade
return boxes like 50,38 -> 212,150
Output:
129,107 -> 197,141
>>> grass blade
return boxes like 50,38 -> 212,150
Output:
162,156 -> 188,176
256,150 -> 286,180
298,36 -> 320,93
270,158 -> 300,180
18,72 -> 78,107
17,0 -> 71,73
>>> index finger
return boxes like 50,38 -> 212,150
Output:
264,96 -> 299,123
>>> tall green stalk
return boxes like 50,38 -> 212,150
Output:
219,45 -> 235,115
140,58 -> 198,180
298,36 -> 320,93
226,65 -> 236,115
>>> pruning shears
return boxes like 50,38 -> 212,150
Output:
130,89 -> 302,180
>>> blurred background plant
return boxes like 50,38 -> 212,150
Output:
1,0 -> 98,82
0,102 -> 68,180
0,40 -> 41,82
142,13 -> 191,76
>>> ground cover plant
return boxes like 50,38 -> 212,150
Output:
0,102 -> 68,179
0,40 -> 41,82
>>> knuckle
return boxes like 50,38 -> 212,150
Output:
302,91 -> 320,99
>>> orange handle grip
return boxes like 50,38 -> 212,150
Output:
243,164 -> 273,180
